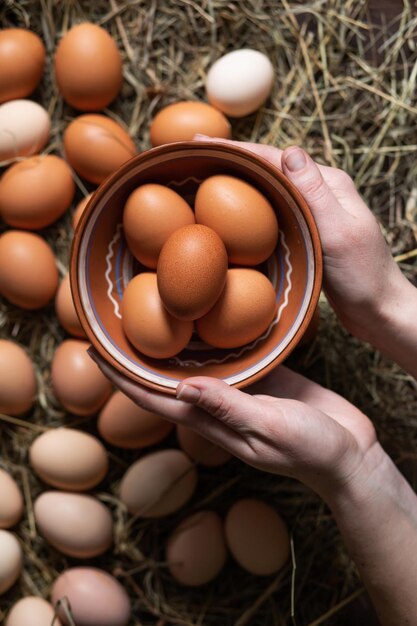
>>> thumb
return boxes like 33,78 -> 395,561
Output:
176,376 -> 262,429
282,146 -> 347,234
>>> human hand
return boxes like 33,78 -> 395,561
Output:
194,136 -> 411,344
89,349 -> 378,501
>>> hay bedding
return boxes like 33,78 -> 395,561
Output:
0,0 -> 416,624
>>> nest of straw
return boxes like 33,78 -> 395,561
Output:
0,1 -> 416,624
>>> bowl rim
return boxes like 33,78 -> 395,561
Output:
70,140 -> 323,394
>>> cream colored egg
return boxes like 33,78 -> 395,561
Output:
34,491 -> 113,558
119,449 -> 197,518
206,49 -> 274,117
0,468 -> 23,529
0,530 -> 22,594
166,511 -> 227,586
225,499 -> 290,575
5,596 -> 61,626
0,99 -> 50,161
29,427 -> 108,491
98,391 -> 173,449
52,567 -> 131,626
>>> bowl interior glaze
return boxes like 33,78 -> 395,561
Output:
71,141 -> 322,394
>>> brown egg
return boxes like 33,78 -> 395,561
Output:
150,101 -> 231,147
177,425 -> 231,467
157,224 -> 228,321
195,175 -> 279,265
51,567 -> 131,626
98,391 -> 173,449
0,155 -> 75,229
55,23 -> 122,111
63,114 -> 137,184
0,339 -> 37,415
119,449 -> 197,517
196,268 -> 276,348
166,511 -> 227,586
123,184 -> 195,268
72,193 -> 93,230
0,29 -> 45,103
225,499 -> 290,575
29,427 -> 108,491
121,273 -> 193,358
5,596 -> 61,626
0,231 -> 58,309
55,275 -> 85,338
51,340 -> 112,415
0,530 -> 22,594
0,469 -> 24,529
34,491 -> 113,558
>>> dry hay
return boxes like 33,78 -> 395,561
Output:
0,1 -> 416,625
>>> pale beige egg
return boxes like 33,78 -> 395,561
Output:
119,449 -> 197,518
34,491 -> 113,558
29,427 -> 108,491
0,468 -> 23,529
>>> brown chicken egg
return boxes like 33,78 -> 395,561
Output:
123,184 -> 195,268
157,224 -> 228,321
72,193 -> 93,230
225,499 -> 290,575
98,391 -> 173,449
0,155 -> 75,229
0,339 -> 37,415
0,469 -> 23,529
30,427 -> 108,491
119,449 -> 197,518
55,274 -> 85,338
0,29 -> 45,103
166,511 -> 227,586
51,567 -> 131,626
150,100 -> 231,147
63,114 -> 137,184
195,174 -> 278,265
5,596 -> 61,626
55,23 -> 122,111
0,530 -> 22,594
196,268 -> 276,348
34,491 -> 113,558
176,425 -> 232,467
121,273 -> 193,358
0,231 -> 58,309
51,340 -> 112,415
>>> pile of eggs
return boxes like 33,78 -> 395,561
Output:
121,176 -> 279,358
0,20 -> 292,626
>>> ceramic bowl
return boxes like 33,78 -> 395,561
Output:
71,141 -> 322,394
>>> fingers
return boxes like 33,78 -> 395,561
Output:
177,376 -> 266,432
281,146 -> 350,229
87,349 -> 249,455
193,134 -> 283,170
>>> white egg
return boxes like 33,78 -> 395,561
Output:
0,99 -> 50,161
206,49 -> 274,117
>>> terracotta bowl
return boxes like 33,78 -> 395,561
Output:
71,141 -> 322,395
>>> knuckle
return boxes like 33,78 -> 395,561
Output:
333,168 -> 354,188
206,393 -> 232,421
302,173 -> 328,202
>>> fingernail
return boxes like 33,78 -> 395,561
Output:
285,148 -> 306,172
176,384 -> 201,403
